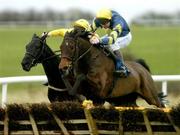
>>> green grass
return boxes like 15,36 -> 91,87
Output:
128,26 -> 180,75
0,25 -> 180,77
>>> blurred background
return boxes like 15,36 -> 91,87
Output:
0,0 -> 180,106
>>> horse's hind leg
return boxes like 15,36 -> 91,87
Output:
138,81 -> 164,107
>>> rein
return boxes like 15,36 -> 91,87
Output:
71,37 -> 94,64
41,51 -> 61,62
61,37 -> 93,70
73,41 -> 93,63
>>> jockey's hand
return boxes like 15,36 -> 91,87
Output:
89,35 -> 100,45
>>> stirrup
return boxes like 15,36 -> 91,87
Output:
113,70 -> 128,78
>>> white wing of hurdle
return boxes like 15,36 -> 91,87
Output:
0,75 -> 180,108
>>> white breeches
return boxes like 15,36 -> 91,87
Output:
110,32 -> 132,51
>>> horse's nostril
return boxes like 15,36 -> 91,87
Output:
63,66 -> 68,71
21,61 -> 31,71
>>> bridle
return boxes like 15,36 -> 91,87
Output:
62,37 -> 93,68
25,38 -> 60,67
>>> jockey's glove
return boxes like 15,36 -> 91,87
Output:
89,34 -> 100,44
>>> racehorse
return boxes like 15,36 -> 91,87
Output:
21,34 -> 139,106
21,34 -> 77,102
59,31 -> 165,107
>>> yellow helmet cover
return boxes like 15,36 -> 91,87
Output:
96,8 -> 112,20
73,19 -> 90,31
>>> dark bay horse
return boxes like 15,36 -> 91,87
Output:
21,34 -> 139,106
21,34 -> 77,102
59,31 -> 165,107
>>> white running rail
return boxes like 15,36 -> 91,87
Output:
0,76 -> 47,108
1,75 -> 180,108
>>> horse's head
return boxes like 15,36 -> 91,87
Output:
21,34 -> 47,71
59,32 -> 78,71
59,30 -> 91,72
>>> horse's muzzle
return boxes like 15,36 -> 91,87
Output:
21,61 -> 31,71
21,57 -> 32,72
59,57 -> 72,71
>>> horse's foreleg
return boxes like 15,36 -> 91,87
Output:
61,73 -> 85,95
61,74 -> 73,91
69,74 -> 86,96
87,71 -> 109,98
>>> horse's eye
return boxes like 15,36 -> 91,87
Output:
69,45 -> 74,50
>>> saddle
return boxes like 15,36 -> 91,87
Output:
96,44 -> 114,59
96,44 -> 118,67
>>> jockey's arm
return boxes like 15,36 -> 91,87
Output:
48,28 -> 73,37
100,24 -> 122,45
89,19 -> 103,44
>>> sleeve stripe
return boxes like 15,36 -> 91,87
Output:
108,37 -> 113,45
109,31 -> 118,44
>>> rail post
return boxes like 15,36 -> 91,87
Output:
2,83 -> 8,108
162,81 -> 167,96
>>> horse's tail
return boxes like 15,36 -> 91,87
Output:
135,59 -> 151,73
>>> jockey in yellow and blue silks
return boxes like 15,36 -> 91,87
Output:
90,8 -> 132,77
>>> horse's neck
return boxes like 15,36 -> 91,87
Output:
76,40 -> 93,73
77,39 -> 112,73
42,45 -> 65,88
78,38 -> 98,60
42,44 -> 55,58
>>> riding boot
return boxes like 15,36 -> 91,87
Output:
113,50 -> 130,77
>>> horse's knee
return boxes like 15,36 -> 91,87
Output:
48,89 -> 57,102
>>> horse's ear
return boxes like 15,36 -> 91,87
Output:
40,32 -> 48,41
32,33 -> 37,39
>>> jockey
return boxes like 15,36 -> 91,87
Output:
90,8 -> 132,77
43,19 -> 91,38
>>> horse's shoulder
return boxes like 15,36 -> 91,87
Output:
124,60 -> 136,65
125,60 -> 141,65
124,61 -> 142,71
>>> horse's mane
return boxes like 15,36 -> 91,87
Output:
66,30 -> 90,42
